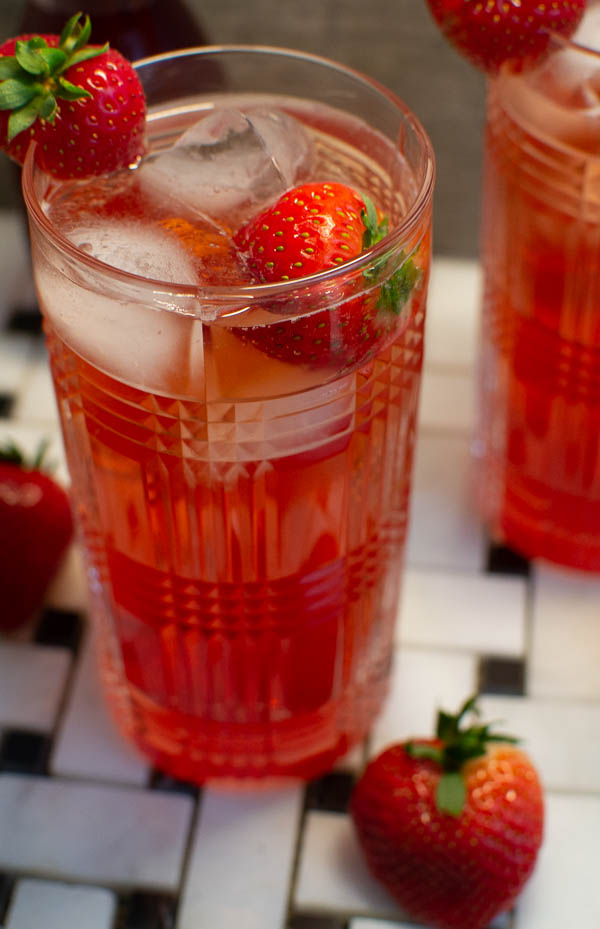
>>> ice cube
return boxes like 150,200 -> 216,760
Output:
69,219 -> 198,284
138,107 -> 314,225
37,220 -> 205,394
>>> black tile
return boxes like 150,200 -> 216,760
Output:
149,770 -> 201,800
0,393 -> 15,418
304,772 -> 356,814
486,542 -> 531,577
0,730 -> 51,774
288,916 -> 348,929
0,874 -> 15,925
118,892 -> 178,929
5,306 -> 43,336
479,656 -> 527,697
34,608 -> 83,654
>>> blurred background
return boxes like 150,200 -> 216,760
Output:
0,0 -> 486,257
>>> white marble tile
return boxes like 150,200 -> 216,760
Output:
425,257 -> 481,372
5,879 -> 117,929
349,920 -> 419,929
335,744 -> 366,774
513,792 -> 600,929
480,695 -> 600,794
0,774 -> 193,889
0,641 -> 70,732
50,626 -> 150,786
368,646 -> 478,758
406,431 -> 487,572
178,787 -> 302,929
13,355 -> 59,425
0,334 -> 36,394
0,211 -> 30,325
418,369 -> 476,433
294,811 -> 402,918
399,568 -> 526,656
529,565 -> 600,700
45,543 -> 89,615
351,917 -> 511,929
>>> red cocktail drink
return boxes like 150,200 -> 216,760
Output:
24,48 -> 434,783
476,5 -> 600,571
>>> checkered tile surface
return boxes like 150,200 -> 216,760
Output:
1,216 -> 599,929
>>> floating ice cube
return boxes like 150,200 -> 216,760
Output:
68,219 -> 198,284
37,220 -> 205,394
138,107 -> 314,225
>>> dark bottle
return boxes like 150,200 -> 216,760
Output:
19,0 -> 211,60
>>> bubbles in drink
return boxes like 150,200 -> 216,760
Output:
138,107 -> 314,225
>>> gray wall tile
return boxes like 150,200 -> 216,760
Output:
0,0 -> 486,256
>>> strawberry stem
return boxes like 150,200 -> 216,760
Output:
406,696 -> 519,817
0,437 -> 51,471
0,12 -> 108,142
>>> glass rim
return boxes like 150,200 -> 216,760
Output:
22,43 -> 435,307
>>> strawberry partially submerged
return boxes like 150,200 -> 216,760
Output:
0,12 -> 145,177
425,0 -> 585,74
351,696 -> 544,929
0,439 -> 74,631
234,181 -> 422,371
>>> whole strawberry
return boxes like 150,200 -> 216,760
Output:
351,697 -> 544,929
425,0 -> 585,74
235,181 -> 421,370
0,440 -> 74,631
0,13 -> 145,178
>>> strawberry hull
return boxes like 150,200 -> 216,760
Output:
24,47 -> 434,784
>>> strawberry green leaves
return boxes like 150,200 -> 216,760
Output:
0,13 -> 107,142
0,14 -> 146,177
361,193 -> 422,317
406,695 -> 519,816
351,698 -> 544,929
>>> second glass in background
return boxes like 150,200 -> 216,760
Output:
475,1 -> 600,572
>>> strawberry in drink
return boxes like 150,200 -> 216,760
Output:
10,28 -> 434,782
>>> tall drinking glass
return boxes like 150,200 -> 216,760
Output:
23,47 -> 434,784
475,3 -> 600,572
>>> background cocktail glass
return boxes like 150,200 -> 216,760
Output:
475,2 -> 600,572
23,46 -> 434,784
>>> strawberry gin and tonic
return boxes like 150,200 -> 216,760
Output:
475,2 -> 600,571
24,47 -> 434,783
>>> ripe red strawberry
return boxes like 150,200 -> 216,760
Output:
351,697 -> 544,929
425,0 -> 585,74
234,181 -> 421,370
0,12 -> 145,178
0,440 -> 74,631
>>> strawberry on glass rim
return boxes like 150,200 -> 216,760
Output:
425,0 -> 586,74
351,696 -> 544,929
234,181 -> 422,371
0,11 -> 145,178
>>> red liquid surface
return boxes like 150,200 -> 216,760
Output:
476,69 -> 600,571
39,99 -> 431,781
